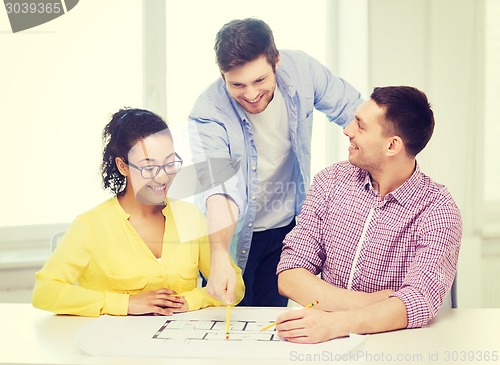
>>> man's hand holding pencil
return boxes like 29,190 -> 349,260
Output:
260,300 -> 319,332
272,300 -> 351,344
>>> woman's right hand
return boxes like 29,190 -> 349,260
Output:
128,288 -> 186,315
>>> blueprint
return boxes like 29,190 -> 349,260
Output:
153,319 -> 279,341
76,307 -> 366,359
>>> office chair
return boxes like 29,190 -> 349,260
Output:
50,231 -> 66,252
441,274 -> 458,310
451,275 -> 458,308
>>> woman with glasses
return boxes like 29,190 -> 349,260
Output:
32,108 -> 244,317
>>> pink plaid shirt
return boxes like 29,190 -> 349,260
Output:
277,161 -> 462,328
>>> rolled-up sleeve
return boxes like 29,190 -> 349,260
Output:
391,201 -> 462,328
188,117 -> 245,217
306,51 -> 362,128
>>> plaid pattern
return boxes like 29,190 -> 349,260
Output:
277,161 -> 462,328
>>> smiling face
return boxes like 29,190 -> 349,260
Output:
343,99 -> 390,172
222,55 -> 279,114
124,130 -> 176,206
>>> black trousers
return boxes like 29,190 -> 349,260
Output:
238,219 -> 296,307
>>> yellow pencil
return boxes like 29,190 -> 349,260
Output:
225,305 -> 231,340
259,300 -> 319,332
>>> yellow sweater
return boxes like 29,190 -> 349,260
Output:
32,197 -> 244,316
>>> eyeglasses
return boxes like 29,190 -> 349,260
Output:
123,152 -> 183,178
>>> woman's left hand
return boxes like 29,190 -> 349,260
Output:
128,288 -> 188,315
168,293 -> 189,313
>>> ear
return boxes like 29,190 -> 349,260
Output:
387,136 -> 404,157
275,53 -> 281,69
115,157 -> 129,176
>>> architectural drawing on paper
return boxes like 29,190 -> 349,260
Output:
152,319 -> 280,342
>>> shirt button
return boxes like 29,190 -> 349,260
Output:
242,250 -> 247,255
251,166 -> 257,171
251,196 -> 256,201
248,223 -> 253,228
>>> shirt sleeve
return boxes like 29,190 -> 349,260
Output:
306,52 -> 363,128
188,115 -> 245,218
32,215 -> 130,317
277,168 -> 331,275
391,200 -> 462,328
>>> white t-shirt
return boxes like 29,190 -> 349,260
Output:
244,88 -> 296,231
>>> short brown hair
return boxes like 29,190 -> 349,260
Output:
214,18 -> 280,73
371,86 -> 435,157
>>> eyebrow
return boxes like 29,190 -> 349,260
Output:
253,73 -> 268,81
137,152 -> 176,164
228,73 -> 268,85
355,115 -> 365,125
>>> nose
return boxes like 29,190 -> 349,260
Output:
154,168 -> 171,184
344,120 -> 355,137
244,86 -> 259,100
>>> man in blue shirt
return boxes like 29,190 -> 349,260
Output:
188,18 -> 362,306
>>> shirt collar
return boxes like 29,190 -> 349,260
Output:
113,195 -> 170,219
363,162 -> 423,205
276,64 -> 296,97
162,198 -> 171,217
113,196 -> 130,219
226,88 -> 248,124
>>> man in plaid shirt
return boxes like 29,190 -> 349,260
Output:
275,86 -> 462,343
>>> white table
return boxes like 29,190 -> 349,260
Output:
0,303 -> 498,364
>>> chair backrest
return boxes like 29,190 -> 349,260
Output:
50,231 -> 66,252
451,275 -> 458,308
442,275 -> 458,309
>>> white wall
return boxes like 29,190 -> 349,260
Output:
368,0 -> 485,307
0,0 -> 142,227
1,0 -> 498,307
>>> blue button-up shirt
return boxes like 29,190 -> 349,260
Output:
188,49 -> 362,271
